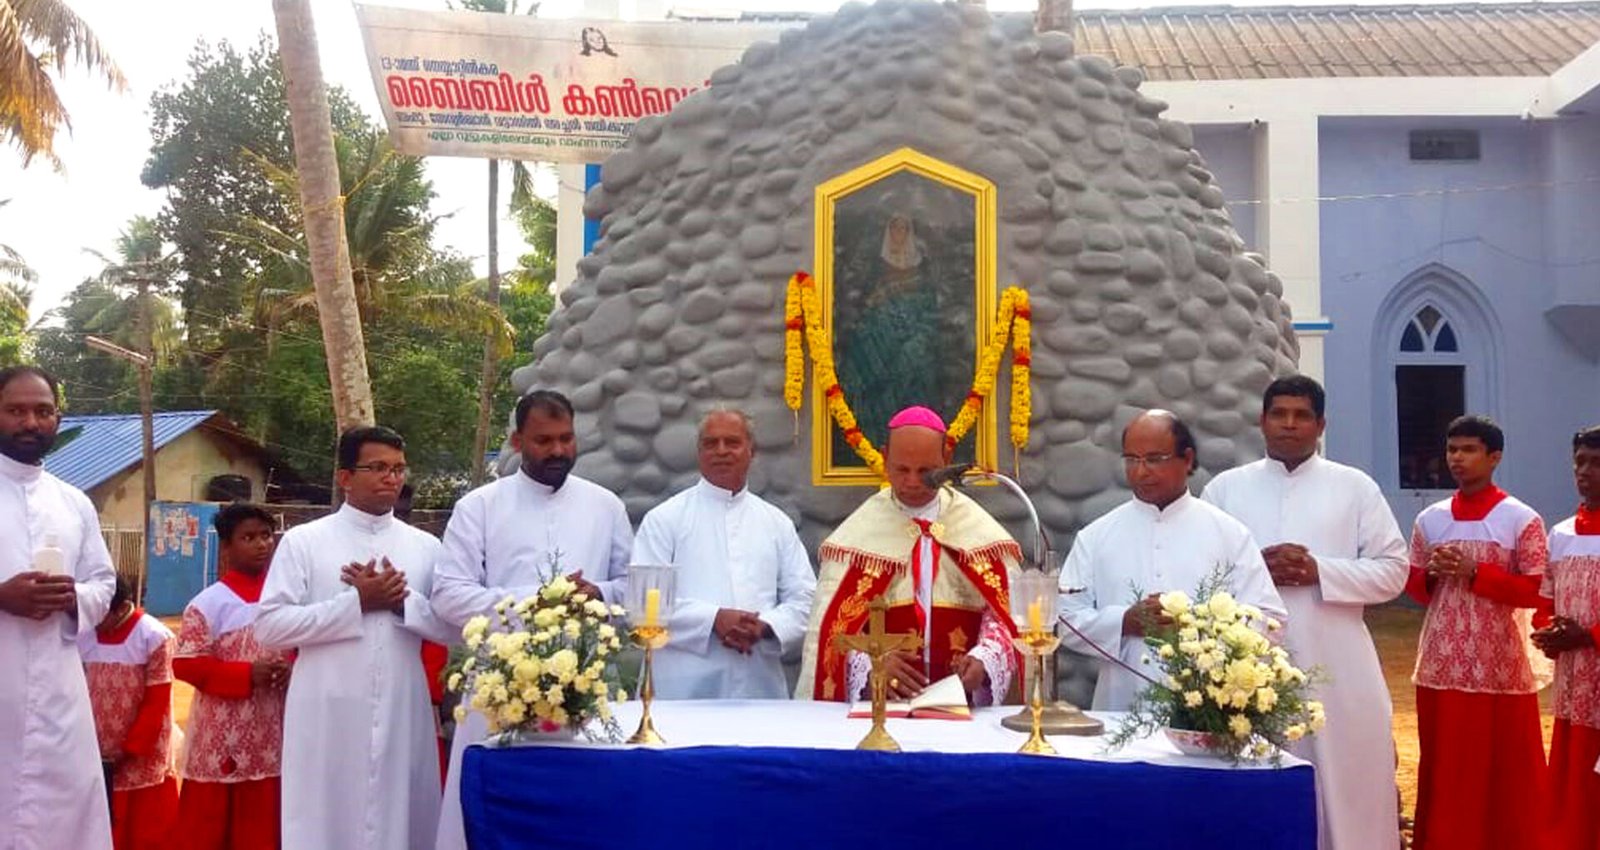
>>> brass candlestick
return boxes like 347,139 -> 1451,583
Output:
627,624 -> 669,745
1013,630 -> 1062,755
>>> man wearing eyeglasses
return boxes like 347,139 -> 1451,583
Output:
256,426 -> 459,850
1202,375 -> 1408,850
1058,410 -> 1285,711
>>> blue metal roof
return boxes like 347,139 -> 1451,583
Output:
44,411 -> 221,493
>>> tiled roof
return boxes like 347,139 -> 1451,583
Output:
44,411 -> 225,493
1073,3 -> 1600,81
669,2 -> 1600,80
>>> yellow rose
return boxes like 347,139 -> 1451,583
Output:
1208,592 -> 1238,621
463,615 -> 491,641
447,672 -> 463,692
513,658 -> 542,683
1183,691 -> 1203,708
1285,724 -> 1306,741
453,705 -> 467,723
1158,591 -> 1191,617
1255,687 -> 1278,712
1158,645 -> 1176,659
1228,714 -> 1252,739
545,684 -> 565,705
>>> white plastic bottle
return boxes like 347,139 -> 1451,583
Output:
32,533 -> 64,576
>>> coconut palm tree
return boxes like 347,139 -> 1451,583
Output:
0,199 -> 36,286
221,132 -> 514,359
1,0 -> 125,168
271,0 -> 374,434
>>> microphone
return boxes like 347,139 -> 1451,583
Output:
922,463 -> 977,490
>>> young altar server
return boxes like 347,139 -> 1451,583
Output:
79,576 -> 180,850
431,389 -> 632,850
256,426 -> 458,850
172,502 -> 290,850
1060,410 -> 1286,711
798,406 -> 1019,705
1202,376 -> 1409,850
0,365 -> 118,850
1405,414 -> 1550,850
633,407 -> 815,699
1533,425 -> 1600,850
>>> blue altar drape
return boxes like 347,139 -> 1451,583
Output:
463,744 -> 1316,849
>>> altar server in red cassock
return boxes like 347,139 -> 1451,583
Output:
172,502 -> 289,850
1405,415 -> 1551,850
1534,425 -> 1600,850
79,576 -> 180,850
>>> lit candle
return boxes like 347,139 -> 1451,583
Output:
644,587 -> 661,627
1027,597 -> 1042,634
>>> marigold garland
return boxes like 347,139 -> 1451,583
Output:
782,271 -> 1032,477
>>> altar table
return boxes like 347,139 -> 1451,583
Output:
461,700 -> 1316,850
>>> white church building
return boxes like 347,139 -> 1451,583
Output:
554,1 -> 1600,529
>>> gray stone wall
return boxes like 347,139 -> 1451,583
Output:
510,0 -> 1298,553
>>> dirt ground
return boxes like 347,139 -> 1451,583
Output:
164,606 -> 1551,827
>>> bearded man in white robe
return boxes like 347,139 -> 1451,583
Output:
0,365 -> 117,850
1203,376 -> 1409,850
432,389 -> 633,850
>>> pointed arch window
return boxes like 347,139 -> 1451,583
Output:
1395,304 -> 1466,490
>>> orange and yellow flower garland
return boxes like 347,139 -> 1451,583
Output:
783,271 -> 1032,477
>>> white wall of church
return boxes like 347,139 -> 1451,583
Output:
1318,116 -> 1600,530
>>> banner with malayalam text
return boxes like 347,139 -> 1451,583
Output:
354,5 -> 793,163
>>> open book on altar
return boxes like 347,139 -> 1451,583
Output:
848,674 -> 972,720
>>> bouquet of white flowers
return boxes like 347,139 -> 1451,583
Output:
448,575 -> 629,743
1107,586 -> 1325,764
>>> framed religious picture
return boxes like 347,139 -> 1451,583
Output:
811,148 -> 998,486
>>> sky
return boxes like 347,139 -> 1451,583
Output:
0,0 -> 1545,323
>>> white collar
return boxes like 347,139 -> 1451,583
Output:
893,491 -> 943,522
1132,490 -> 1195,520
336,502 -> 394,534
1264,453 -> 1321,478
696,477 -> 746,504
516,468 -> 561,497
0,451 -> 42,484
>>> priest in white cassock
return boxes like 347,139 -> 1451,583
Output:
432,389 -> 633,850
255,426 -> 457,850
0,365 -> 117,850
1060,410 -> 1286,711
632,407 -> 815,699
1202,376 -> 1408,850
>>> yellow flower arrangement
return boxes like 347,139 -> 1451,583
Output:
1107,573 -> 1324,765
782,272 -> 1033,475
448,573 -> 629,742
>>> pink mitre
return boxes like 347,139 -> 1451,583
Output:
887,405 -> 946,434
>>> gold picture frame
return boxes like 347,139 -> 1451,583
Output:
811,148 -> 998,486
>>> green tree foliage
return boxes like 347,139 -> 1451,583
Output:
34,33 -> 556,490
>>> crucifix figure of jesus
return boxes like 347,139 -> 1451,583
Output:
834,594 -> 923,752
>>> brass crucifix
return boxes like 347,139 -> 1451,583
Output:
833,595 -> 923,752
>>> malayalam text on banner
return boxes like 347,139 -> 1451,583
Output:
354,4 -> 793,164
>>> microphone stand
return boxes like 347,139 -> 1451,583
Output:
952,468 -> 1104,736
